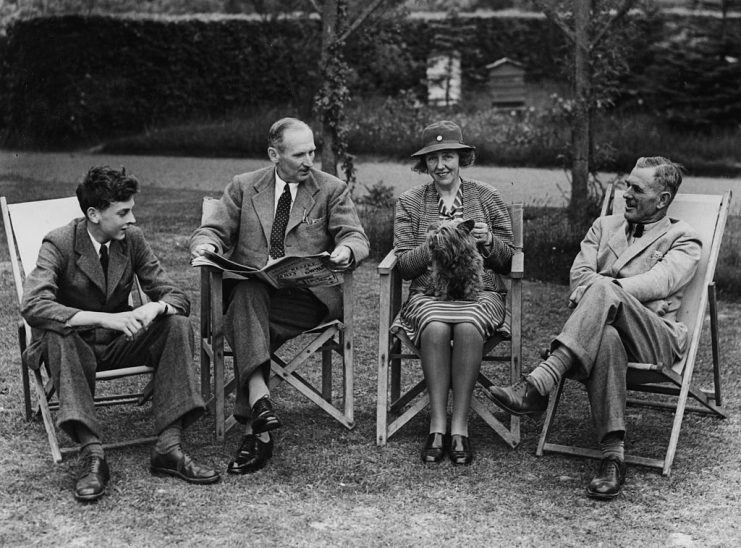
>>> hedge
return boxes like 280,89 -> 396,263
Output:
1,12 -> 739,147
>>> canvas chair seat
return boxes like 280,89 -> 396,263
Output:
1,196 -> 156,463
536,184 -> 732,475
376,203 -> 524,448
198,197 -> 355,442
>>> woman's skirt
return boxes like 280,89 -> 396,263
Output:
390,290 -> 507,346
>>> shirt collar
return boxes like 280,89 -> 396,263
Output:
87,229 -> 110,256
274,170 -> 298,210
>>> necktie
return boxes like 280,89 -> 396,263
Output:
633,223 -> 644,238
269,185 -> 292,259
99,245 -> 109,282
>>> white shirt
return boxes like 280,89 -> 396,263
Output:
87,230 -> 110,258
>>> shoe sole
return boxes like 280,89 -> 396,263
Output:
251,417 -> 282,434
586,488 -> 620,500
150,467 -> 221,484
74,489 -> 106,502
488,393 -> 546,416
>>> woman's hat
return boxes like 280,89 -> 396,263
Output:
410,120 -> 475,158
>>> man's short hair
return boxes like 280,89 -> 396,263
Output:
412,148 -> 476,174
635,156 -> 684,198
267,117 -> 311,151
76,166 -> 139,215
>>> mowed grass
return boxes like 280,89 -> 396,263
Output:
0,182 -> 740,546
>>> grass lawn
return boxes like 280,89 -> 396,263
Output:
1,182 -> 740,546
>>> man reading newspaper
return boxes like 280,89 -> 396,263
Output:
190,117 -> 369,475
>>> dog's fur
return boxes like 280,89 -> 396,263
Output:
426,219 -> 485,301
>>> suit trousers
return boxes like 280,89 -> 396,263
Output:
554,279 -> 685,442
224,279 -> 328,423
41,315 -> 205,442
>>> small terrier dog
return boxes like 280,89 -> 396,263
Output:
426,218 -> 485,301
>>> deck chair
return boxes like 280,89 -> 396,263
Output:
1,196 -> 156,463
377,204 -> 524,447
198,197 -> 355,442
536,184 -> 732,475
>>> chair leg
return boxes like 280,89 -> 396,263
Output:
322,343 -> 332,403
342,328 -> 354,426
708,283 -> 722,407
536,376 -> 566,457
33,369 -> 62,463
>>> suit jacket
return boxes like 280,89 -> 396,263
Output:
570,214 -> 702,327
394,178 -> 515,294
21,218 -> 190,336
189,166 -> 370,319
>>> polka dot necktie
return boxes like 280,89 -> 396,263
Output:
269,185 -> 292,259
99,245 -> 109,283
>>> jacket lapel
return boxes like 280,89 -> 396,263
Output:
107,238 -> 128,299
611,216 -> 672,273
287,174 -> 318,234
74,219 -> 107,296
251,169 -> 277,244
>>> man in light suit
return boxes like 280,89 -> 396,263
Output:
22,166 -> 219,502
190,117 -> 369,475
489,156 -> 701,499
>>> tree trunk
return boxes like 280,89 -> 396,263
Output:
320,0 -> 339,176
569,0 -> 592,223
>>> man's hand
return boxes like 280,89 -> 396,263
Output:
328,245 -> 353,270
98,311 -> 146,339
191,243 -> 216,259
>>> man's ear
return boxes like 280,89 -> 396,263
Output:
657,191 -> 672,210
458,219 -> 475,234
267,146 -> 280,163
86,207 -> 100,223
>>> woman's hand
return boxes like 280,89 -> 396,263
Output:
472,222 -> 492,246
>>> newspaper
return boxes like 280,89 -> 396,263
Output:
191,250 -> 343,289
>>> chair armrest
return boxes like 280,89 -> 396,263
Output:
378,249 -> 398,275
510,250 -> 524,279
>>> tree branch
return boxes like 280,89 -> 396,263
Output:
591,0 -> 639,49
531,0 -> 576,45
336,0 -> 388,44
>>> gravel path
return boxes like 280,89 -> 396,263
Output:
3,150 -> 740,213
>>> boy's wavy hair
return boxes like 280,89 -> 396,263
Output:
76,166 -> 139,216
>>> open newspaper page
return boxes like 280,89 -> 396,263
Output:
191,250 -> 343,289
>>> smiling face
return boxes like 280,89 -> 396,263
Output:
425,150 -> 461,190
623,165 -> 672,224
268,125 -> 315,184
87,198 -> 136,243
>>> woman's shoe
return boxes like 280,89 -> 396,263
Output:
421,432 -> 447,463
449,434 -> 474,465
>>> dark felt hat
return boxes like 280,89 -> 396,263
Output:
410,120 -> 475,158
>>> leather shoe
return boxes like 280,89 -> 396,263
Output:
586,457 -> 626,500
449,434 -> 474,466
421,432 -> 446,464
488,377 -> 548,416
227,433 -> 273,475
251,396 -> 282,434
150,446 -> 220,484
74,455 -> 110,502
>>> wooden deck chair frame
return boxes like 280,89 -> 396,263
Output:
1,196 -> 156,464
198,197 -> 355,443
376,203 -> 524,447
536,184 -> 732,476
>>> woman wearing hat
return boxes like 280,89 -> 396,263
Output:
392,120 -> 515,465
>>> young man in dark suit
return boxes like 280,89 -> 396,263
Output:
22,166 -> 220,502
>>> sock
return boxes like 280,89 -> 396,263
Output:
77,424 -> 104,459
600,432 -> 625,461
155,420 -> 183,454
527,346 -> 574,396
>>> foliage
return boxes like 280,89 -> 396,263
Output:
633,18 -> 741,130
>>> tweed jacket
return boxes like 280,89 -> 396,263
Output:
21,218 -> 190,336
394,178 -> 515,294
570,213 -> 702,331
190,166 -> 370,320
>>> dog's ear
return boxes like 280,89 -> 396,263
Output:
457,219 -> 476,234
426,222 -> 441,234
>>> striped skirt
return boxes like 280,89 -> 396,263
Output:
391,290 -> 507,346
